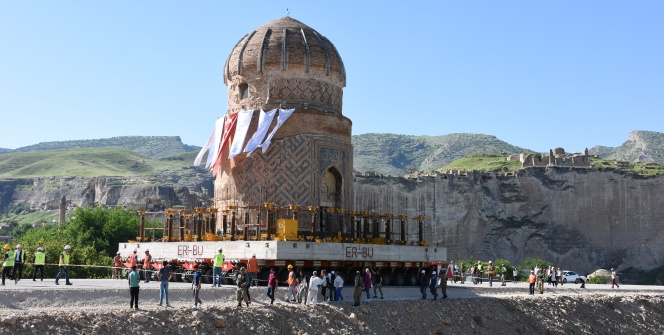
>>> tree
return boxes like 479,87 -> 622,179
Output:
16,206 -> 144,278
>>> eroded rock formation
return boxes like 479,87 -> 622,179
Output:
354,167 -> 664,278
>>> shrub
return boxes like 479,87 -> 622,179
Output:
588,275 -> 609,284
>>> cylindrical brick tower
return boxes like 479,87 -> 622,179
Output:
214,17 -> 352,230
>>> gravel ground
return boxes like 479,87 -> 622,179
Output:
1,279 -> 663,334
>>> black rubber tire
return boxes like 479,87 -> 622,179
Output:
183,270 -> 194,283
174,269 -> 185,282
382,273 -> 392,286
204,269 -> 213,284
392,273 -> 405,286
406,273 -> 418,286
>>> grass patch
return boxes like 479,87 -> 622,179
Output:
591,158 -> 664,176
0,147 -> 190,178
437,154 -> 522,173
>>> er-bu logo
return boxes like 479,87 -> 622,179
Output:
178,245 -> 204,256
345,246 -> 374,259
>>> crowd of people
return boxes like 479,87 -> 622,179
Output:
3,244 -> 619,310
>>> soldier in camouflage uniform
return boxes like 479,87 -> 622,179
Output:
353,271 -> 363,307
236,267 -> 250,307
537,268 -> 544,294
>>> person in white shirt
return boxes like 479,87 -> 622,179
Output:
307,271 -> 323,306
333,272 -> 344,301
611,268 -> 620,288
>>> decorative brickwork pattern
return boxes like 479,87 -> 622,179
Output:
215,134 -> 352,209
320,148 -> 345,174
268,78 -> 343,113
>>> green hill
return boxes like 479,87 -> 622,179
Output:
0,147 -> 194,178
0,148 -> 11,154
352,133 -> 531,176
11,136 -> 198,159
590,131 -> 664,163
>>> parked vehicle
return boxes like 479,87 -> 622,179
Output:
563,270 -> 580,283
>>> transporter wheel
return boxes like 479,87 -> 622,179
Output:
174,269 -> 184,282
257,268 -> 270,287
183,270 -> 194,283
405,273 -> 418,286
146,266 -> 157,281
278,268 -> 290,284
382,272 -> 392,286
204,269 -> 213,284
574,278 -> 580,284
563,278 -> 567,283
392,273 -> 405,286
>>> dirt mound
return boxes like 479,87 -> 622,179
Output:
0,294 -> 662,334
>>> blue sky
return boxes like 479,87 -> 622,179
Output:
1,1 -> 662,153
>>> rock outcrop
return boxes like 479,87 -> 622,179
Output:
0,168 -> 213,213
354,167 -> 664,280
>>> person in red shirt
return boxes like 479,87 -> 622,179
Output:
266,268 -> 277,305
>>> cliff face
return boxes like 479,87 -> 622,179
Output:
354,168 -> 664,277
0,170 -> 213,213
2,167 -> 662,281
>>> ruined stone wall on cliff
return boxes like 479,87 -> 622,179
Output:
354,168 -> 664,275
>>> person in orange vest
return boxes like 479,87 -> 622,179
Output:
247,253 -> 258,287
246,253 -> 258,302
528,270 -> 536,295
286,264 -> 297,302
113,252 -> 122,280
143,249 -> 152,283
128,248 -> 138,268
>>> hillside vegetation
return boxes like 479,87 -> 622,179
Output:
437,154 -> 522,173
9,136 -> 197,159
353,133 -> 529,176
590,130 -> 664,162
0,147 -> 194,178
2,130 -> 664,178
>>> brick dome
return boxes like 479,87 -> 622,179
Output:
224,17 -> 346,114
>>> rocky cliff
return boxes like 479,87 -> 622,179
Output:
354,167 -> 664,281
0,167 -> 213,213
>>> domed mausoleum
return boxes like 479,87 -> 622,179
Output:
214,17 -> 353,232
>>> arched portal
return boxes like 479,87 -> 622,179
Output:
319,166 -> 343,236
320,166 -> 342,208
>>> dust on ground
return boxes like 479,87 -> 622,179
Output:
1,279 -> 663,334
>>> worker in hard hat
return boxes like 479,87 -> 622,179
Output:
142,249 -> 152,283
286,264 -> 297,302
32,247 -> 46,281
55,245 -> 72,285
128,248 -> 138,268
11,244 -> 25,284
245,253 -> 258,303
247,253 -> 258,287
212,247 -> 224,287
113,252 -> 122,279
2,244 -> 15,285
